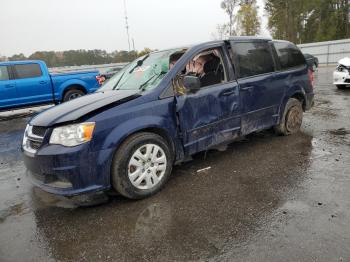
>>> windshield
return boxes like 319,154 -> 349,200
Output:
99,48 -> 185,92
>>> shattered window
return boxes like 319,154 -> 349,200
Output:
99,48 -> 185,92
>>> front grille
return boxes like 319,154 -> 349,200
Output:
23,125 -> 45,153
29,140 -> 42,150
32,126 -> 47,137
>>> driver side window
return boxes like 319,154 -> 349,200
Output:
173,47 -> 228,96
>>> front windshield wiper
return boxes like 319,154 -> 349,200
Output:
129,54 -> 150,74
112,70 -> 127,90
139,71 -> 166,91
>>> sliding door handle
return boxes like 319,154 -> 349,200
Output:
241,86 -> 254,91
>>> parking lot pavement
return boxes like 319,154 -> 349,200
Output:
0,66 -> 350,262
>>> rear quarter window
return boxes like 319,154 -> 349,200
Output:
234,42 -> 275,78
273,42 -> 306,70
14,63 -> 42,79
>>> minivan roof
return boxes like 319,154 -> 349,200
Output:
229,36 -> 272,41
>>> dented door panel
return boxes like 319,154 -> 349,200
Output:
238,72 -> 284,135
176,81 -> 240,155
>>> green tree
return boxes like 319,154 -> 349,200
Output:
8,53 -> 27,61
236,0 -> 261,35
138,48 -> 154,57
29,51 -> 60,67
265,0 -> 350,43
221,0 -> 240,35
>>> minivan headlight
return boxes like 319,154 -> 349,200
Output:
49,122 -> 95,147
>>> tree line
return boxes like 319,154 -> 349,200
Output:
0,48 -> 155,67
265,0 -> 350,44
2,1 -> 349,66
217,0 -> 350,44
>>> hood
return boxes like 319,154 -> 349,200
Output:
338,57 -> 350,67
30,90 -> 140,127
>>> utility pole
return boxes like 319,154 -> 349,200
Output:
124,0 -> 131,52
132,38 -> 137,59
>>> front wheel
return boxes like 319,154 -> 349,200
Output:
274,98 -> 303,136
111,132 -> 174,199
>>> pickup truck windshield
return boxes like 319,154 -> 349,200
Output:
99,48 -> 185,92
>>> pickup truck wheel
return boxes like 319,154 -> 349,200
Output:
111,132 -> 173,199
274,98 -> 303,136
63,89 -> 85,102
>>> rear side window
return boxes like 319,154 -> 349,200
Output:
234,42 -> 275,78
14,64 -> 42,79
274,42 -> 306,70
0,66 -> 10,81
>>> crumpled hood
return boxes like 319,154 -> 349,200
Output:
30,90 -> 140,127
338,57 -> 350,67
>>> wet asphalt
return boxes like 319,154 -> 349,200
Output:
1,67 -> 350,262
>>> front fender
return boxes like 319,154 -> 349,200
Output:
100,115 -> 179,153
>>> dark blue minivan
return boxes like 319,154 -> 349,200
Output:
22,37 -> 314,199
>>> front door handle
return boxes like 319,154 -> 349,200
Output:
241,86 -> 254,91
39,81 -> 47,85
5,84 -> 15,88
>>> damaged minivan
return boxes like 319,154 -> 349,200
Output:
22,37 -> 314,199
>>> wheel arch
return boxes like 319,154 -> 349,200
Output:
115,127 -> 176,161
62,84 -> 87,101
108,126 -> 178,194
290,92 -> 306,111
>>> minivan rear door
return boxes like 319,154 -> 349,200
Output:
230,40 -> 283,135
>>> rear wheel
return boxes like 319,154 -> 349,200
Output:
274,98 -> 303,136
111,132 -> 173,199
63,89 -> 85,102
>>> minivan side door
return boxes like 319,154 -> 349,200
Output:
230,40 -> 283,135
0,65 -> 18,109
13,62 -> 52,106
175,45 -> 240,156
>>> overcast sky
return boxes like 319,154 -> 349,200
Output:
0,0 -> 269,56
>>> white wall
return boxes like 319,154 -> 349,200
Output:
298,39 -> 350,65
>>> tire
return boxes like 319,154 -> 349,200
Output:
62,89 -> 85,102
111,132 -> 174,199
274,98 -> 303,136
337,85 -> 347,90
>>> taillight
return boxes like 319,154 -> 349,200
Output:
95,75 -> 105,85
308,69 -> 314,88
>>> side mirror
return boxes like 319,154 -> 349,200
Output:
183,75 -> 201,93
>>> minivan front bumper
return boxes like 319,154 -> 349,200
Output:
23,144 -> 114,196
